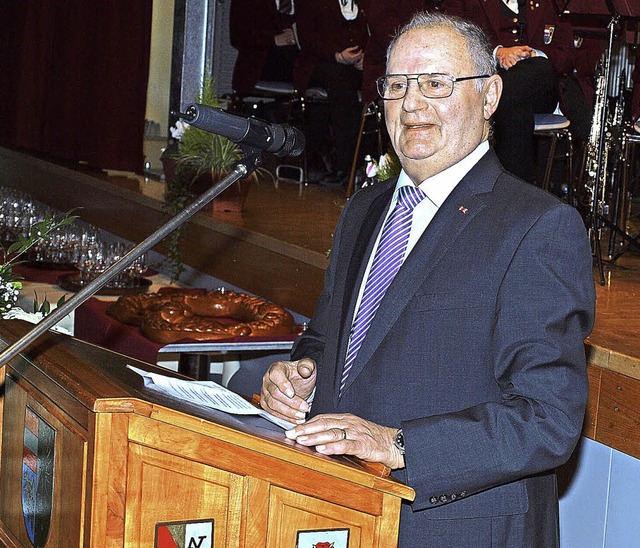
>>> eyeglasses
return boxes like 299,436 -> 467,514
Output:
376,73 -> 491,100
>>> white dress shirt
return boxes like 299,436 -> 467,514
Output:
351,141 -> 490,318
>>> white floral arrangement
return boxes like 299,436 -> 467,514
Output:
0,212 -> 77,317
169,119 -> 189,141
363,148 -> 402,186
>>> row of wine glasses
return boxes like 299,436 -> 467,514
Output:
0,186 -> 148,289
75,241 -> 147,288
0,187 -> 56,244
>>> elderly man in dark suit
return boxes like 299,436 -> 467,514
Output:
261,11 -> 595,547
444,0 -> 575,183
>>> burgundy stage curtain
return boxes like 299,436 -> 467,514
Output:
0,1 -> 152,172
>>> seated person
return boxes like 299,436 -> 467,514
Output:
229,0 -> 298,95
444,0 -> 575,183
294,0 -> 369,186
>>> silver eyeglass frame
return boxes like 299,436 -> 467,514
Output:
376,73 -> 491,100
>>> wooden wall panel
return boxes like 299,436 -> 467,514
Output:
267,487 -> 377,548
583,364 -> 602,439
127,415 -> 386,516
124,443 -> 245,546
243,477 -> 270,548
596,369 -> 640,460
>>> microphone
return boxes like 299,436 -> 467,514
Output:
175,104 -> 305,157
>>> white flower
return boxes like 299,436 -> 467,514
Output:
170,120 -> 190,141
1,307 -> 72,335
378,153 -> 391,170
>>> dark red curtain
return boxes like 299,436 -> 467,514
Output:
0,1 -> 152,172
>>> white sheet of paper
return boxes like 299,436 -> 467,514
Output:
127,365 -> 295,429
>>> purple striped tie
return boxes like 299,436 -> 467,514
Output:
340,185 -> 425,394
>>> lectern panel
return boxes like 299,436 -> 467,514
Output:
0,320 -> 413,546
267,487 -> 377,547
0,375 -> 86,547
125,443 -> 245,546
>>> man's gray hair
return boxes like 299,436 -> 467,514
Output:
387,11 -> 497,91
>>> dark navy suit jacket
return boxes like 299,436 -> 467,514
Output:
291,149 -> 595,546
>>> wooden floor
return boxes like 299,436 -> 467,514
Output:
216,175 -> 344,256
2,146 -> 640,362
588,245 -> 640,361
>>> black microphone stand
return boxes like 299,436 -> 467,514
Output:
0,149 -> 263,367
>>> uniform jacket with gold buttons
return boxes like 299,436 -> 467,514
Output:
444,0 -> 575,75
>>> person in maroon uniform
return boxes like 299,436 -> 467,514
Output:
444,0 -> 575,182
294,0 -> 369,186
229,0 -> 298,95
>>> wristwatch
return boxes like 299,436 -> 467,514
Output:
393,428 -> 405,455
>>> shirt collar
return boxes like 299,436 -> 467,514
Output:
395,141 -> 490,208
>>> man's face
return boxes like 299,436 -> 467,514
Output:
384,26 -> 501,183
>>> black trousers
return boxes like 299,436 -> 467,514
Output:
307,62 -> 363,174
493,57 -> 559,183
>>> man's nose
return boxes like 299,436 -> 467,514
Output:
402,79 -> 429,110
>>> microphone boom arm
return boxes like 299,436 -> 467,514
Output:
0,152 -> 262,366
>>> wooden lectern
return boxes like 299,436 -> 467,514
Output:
0,320 -> 414,547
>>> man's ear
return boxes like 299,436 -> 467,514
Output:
483,74 -> 503,120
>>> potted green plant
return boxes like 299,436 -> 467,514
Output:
161,75 -> 257,214
160,73 -> 265,281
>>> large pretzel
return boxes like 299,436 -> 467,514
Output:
107,289 -> 297,344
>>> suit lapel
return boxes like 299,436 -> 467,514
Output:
339,151 -> 501,396
328,183 -> 395,396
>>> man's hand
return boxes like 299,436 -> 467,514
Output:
336,45 -> 364,70
274,28 -> 296,47
260,358 -> 316,423
285,413 -> 405,470
496,45 -> 535,69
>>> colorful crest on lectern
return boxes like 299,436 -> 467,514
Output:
22,406 -> 55,548
155,519 -> 214,548
296,528 -> 350,548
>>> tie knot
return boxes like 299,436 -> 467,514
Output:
397,185 -> 426,211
